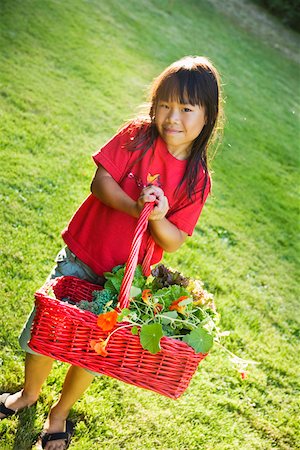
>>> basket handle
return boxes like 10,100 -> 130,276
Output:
118,201 -> 155,310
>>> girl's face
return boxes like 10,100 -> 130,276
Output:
154,99 -> 206,160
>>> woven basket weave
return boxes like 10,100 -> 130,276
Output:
29,203 -> 207,399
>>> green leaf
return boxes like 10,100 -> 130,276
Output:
153,285 -> 190,308
132,265 -> 147,289
117,308 -> 131,322
103,265 -> 147,295
130,285 -> 141,298
182,327 -> 213,353
131,325 -> 139,335
103,266 -> 126,293
111,264 -> 124,274
178,297 -> 193,306
161,311 -> 178,324
103,279 -> 118,294
140,323 -> 163,354
103,267 -> 124,280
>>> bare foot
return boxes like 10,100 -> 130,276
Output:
0,390 -> 37,419
38,411 -> 73,450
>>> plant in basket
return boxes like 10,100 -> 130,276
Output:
76,264 -> 255,376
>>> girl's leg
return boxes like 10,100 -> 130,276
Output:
0,352 -> 54,418
49,365 -> 94,419
40,366 -> 94,450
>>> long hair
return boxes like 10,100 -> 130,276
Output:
126,56 -> 223,200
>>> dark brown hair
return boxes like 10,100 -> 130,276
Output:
126,56 -> 223,200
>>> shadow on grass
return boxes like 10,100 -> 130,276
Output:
13,403 -> 38,450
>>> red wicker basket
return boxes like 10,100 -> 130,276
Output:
29,203 -> 207,399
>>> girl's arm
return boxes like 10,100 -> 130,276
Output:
91,166 -> 187,252
138,185 -> 188,252
91,166 -> 141,218
148,219 -> 188,253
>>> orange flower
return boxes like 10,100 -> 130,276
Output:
142,289 -> 152,305
169,296 -> 189,314
90,338 -> 109,357
97,310 -> 118,331
154,303 -> 163,314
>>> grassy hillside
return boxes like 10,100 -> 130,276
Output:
0,0 -> 299,449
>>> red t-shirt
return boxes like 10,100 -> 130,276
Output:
62,124 -> 210,276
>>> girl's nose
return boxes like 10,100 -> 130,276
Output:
166,108 -> 180,123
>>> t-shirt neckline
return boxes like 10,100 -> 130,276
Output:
156,135 -> 188,165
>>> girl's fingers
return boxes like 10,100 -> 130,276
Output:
139,192 -> 157,203
149,195 -> 169,220
138,187 -> 167,219
142,185 -> 164,198
145,194 -> 157,203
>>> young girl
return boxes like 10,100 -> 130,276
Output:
0,56 -> 222,450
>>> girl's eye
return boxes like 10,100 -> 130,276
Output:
183,107 -> 192,112
159,103 -> 169,109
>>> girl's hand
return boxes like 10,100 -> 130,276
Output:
136,185 -> 169,220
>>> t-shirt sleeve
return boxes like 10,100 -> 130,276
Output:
167,173 -> 211,236
92,125 -> 133,182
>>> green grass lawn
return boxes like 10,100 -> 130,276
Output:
0,0 -> 299,449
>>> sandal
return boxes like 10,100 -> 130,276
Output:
0,393 -> 17,419
39,420 -> 74,449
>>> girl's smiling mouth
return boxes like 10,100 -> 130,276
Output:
164,127 -> 182,134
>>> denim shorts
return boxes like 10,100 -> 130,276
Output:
19,247 -> 105,376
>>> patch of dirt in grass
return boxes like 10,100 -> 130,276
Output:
207,0 -> 300,63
